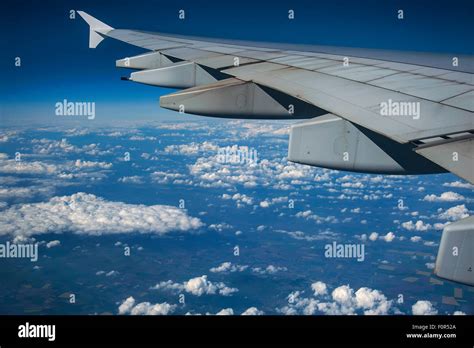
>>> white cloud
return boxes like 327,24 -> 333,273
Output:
443,181 -> 473,189
0,159 -> 59,175
382,232 -> 396,242
276,229 -> 339,242
412,300 -> 437,315
118,296 -> 135,314
252,265 -> 287,275
165,141 -> 219,155
215,308 -> 234,315
222,193 -> 253,206
295,210 -> 338,224
152,275 -> 238,297
0,154 -> 112,183
118,296 -> 176,315
369,232 -> 379,241
311,281 -> 328,296
0,193 -> 203,238
210,262 -> 248,273
438,205 -> 469,221
46,240 -> 61,248
423,192 -> 465,202
150,171 -> 184,184
354,287 -> 392,315
0,187 -> 53,200
32,138 -> 106,156
188,152 -> 319,190
332,285 -> 353,305
238,122 -> 290,137
74,159 -> 112,169
280,283 -> 393,315
150,280 -> 184,292
241,307 -> 264,315
341,182 -> 364,189
425,263 -> 435,270
401,220 -> 431,231
118,176 -> 145,184
129,135 -> 157,141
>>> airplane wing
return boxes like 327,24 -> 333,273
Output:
78,10 -> 474,287
77,11 -> 473,184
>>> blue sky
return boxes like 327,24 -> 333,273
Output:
1,0 -> 473,123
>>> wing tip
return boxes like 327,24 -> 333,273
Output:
77,10 -> 113,49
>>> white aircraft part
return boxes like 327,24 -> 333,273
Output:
435,216 -> 474,286
288,115 -> 407,173
76,10 -> 474,188
129,62 -> 217,88
77,11 -> 113,48
416,137 -> 474,184
116,52 -> 174,70
159,78 -> 289,118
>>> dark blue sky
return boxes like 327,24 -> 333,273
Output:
1,0 -> 473,123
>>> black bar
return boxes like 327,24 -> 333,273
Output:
0,315 -> 472,346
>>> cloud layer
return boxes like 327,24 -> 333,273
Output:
0,193 -> 203,237
152,275 -> 238,296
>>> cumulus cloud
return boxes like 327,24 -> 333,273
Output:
221,193 -> 253,206
279,282 -> 393,315
215,308 -> 234,315
165,141 -> 219,155
74,159 -> 112,169
443,181 -> 473,189
118,176 -> 145,184
46,240 -> 61,248
118,296 -> 176,315
129,135 -> 157,141
32,138 -> 107,156
423,192 -> 465,202
152,275 -> 238,296
252,265 -> 287,275
382,232 -> 396,242
188,151 -> 318,190
368,232 -> 379,241
150,171 -> 185,184
311,281 -> 328,296
241,307 -> 264,315
0,158 -> 59,175
0,187 -> 53,200
401,220 -> 432,231
210,262 -> 248,273
437,205 -> 469,221
412,300 -> 438,315
0,193 -> 203,238
354,288 -> 392,315
238,122 -> 290,137
0,153 -> 112,184
275,229 -> 339,242
332,285 -> 353,305
296,210 -> 338,224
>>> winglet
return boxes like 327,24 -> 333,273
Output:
77,11 -> 114,48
